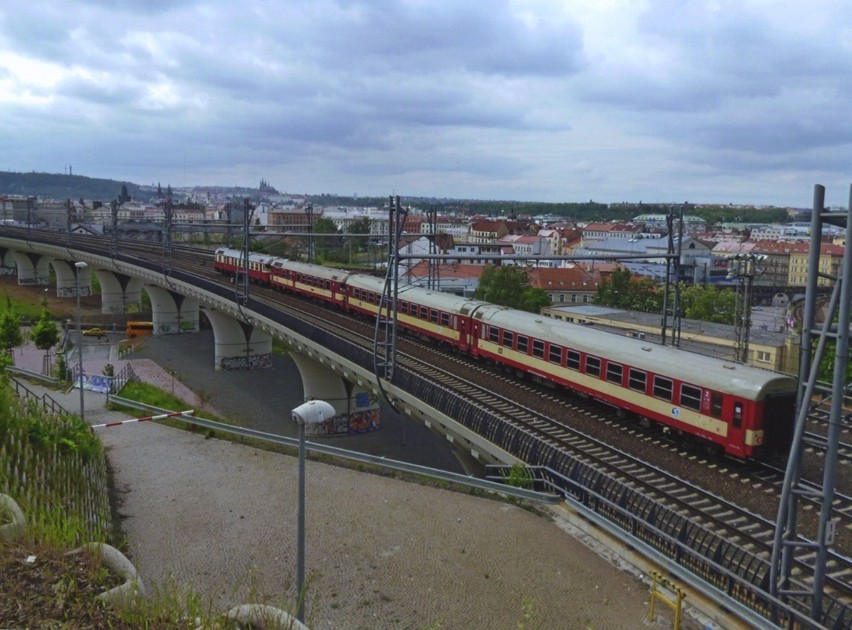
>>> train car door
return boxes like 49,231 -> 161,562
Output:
726,399 -> 746,455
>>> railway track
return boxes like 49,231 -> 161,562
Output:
395,335 -> 852,549
7,232 -> 852,627
230,281 -> 852,603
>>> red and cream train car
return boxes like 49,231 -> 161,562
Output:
269,259 -> 351,308
345,275 -> 493,352
470,304 -> 796,458
213,248 -> 276,284
208,252 -> 797,458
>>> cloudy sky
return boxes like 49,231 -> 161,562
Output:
1,1 -> 850,208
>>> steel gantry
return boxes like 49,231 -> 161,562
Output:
373,195 -> 406,401
770,184 -> 852,626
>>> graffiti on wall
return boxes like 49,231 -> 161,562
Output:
19,276 -> 50,285
57,285 -> 91,298
348,409 -> 380,434
218,352 -> 273,371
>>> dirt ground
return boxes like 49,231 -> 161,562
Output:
0,274 -> 102,317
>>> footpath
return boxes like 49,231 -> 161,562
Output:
9,336 -> 693,629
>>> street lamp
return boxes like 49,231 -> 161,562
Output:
74,261 -> 87,420
290,399 -> 335,624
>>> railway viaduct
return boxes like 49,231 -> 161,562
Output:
0,232 -> 517,468
4,229 -> 852,630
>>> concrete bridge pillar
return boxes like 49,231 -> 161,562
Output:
0,248 -> 15,276
10,251 -> 50,285
202,308 -> 272,371
52,260 -> 92,298
95,270 -> 143,314
144,286 -> 200,334
290,353 -> 380,435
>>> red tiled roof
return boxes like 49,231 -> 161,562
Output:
405,262 -> 486,279
527,266 -> 601,290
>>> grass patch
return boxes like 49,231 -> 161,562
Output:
110,380 -> 194,414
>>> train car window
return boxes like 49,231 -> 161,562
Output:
566,349 -> 581,370
503,331 -> 514,348
398,301 -> 407,315
517,335 -> 529,354
532,339 -> 545,359
488,326 -> 500,343
606,362 -> 623,384
653,376 -> 673,401
733,402 -> 743,429
548,345 -> 562,364
585,356 -> 601,377
628,369 -> 646,392
420,306 -> 429,319
711,393 -> 723,418
440,312 -> 450,326
430,309 -> 439,324
679,383 -> 702,411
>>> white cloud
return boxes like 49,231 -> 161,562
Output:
0,0 -> 850,207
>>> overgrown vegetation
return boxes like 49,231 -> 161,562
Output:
0,372 -> 287,627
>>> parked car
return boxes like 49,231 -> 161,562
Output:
82,327 -> 107,337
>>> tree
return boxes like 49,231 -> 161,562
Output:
680,284 -> 738,324
347,217 -> 371,253
474,265 -> 550,313
595,268 -> 663,313
312,217 -> 340,261
30,307 -> 59,374
0,309 -> 22,359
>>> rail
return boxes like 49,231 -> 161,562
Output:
5,229 -> 851,629
7,374 -> 70,416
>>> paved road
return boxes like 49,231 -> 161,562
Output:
131,330 -> 470,473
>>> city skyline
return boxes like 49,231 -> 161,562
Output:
2,1 -> 851,209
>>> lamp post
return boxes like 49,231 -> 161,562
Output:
291,399 -> 335,624
74,261 -> 87,420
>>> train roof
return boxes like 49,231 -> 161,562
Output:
214,247 -> 277,265
347,276 -> 495,315
274,259 -> 353,282
475,305 -> 795,400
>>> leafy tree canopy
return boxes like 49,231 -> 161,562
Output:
595,268 -> 740,323
0,309 -> 22,355
346,217 -> 371,234
313,217 -> 339,234
680,284 -> 738,324
30,308 -> 59,353
474,265 -> 550,313
595,268 -> 663,313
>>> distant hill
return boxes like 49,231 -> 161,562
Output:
0,170 -> 150,202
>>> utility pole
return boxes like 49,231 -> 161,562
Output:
727,253 -> 764,363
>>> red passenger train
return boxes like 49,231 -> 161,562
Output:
213,249 -> 797,459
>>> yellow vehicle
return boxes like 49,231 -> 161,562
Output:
82,327 -> 107,337
126,321 -> 154,338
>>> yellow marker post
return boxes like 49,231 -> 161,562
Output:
648,570 -> 687,629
